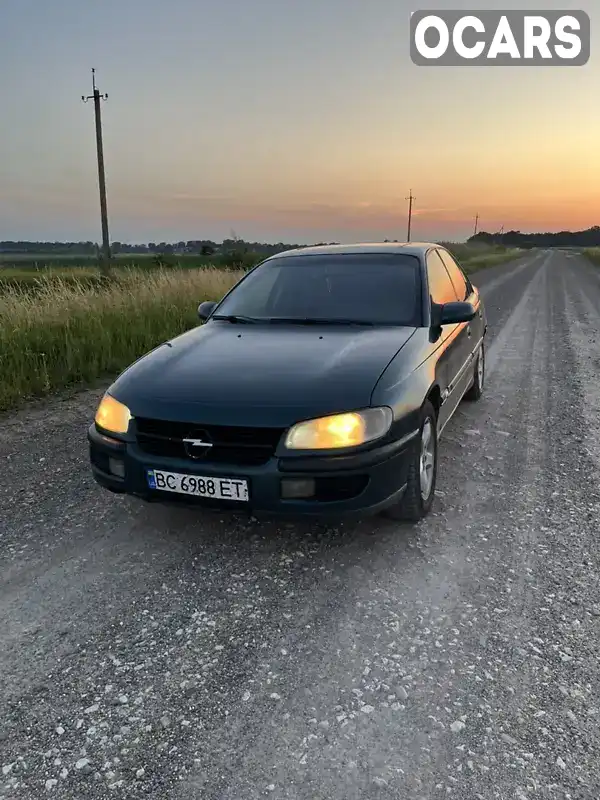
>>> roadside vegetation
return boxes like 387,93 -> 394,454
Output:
440,243 -> 521,272
582,247 -> 600,266
0,243 -> 521,413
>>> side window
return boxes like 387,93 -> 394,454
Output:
426,250 -> 459,305
438,249 -> 470,301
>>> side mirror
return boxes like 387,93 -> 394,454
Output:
440,301 -> 476,325
197,300 -> 217,321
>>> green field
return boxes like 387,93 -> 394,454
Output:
0,250 -> 258,278
0,244 -> 519,292
0,267 -> 243,413
0,243 -> 522,413
441,243 -> 522,272
0,251 -> 216,269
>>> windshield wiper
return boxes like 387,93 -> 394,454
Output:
211,314 -> 261,324
265,317 -> 375,326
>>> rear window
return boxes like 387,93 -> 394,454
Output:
213,253 -> 422,326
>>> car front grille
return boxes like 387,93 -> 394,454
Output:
134,417 -> 285,466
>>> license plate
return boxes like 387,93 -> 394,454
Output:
146,469 -> 249,502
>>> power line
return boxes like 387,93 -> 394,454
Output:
82,69 -> 111,275
406,190 -> 415,242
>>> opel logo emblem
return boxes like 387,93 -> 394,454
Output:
183,430 -> 213,459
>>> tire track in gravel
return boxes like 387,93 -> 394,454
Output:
427,249 -> 600,800
530,253 -> 600,799
474,249 -> 546,338
561,253 -> 600,462
472,248 -> 543,297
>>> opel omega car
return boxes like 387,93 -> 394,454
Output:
88,243 -> 487,522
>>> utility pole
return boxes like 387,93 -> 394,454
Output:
473,213 -> 479,236
406,190 -> 415,242
82,69 -> 111,275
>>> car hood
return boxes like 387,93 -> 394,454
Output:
111,322 -> 416,427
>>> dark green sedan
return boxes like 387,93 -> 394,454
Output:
89,242 -> 487,522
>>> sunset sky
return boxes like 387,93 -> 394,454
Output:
0,0 -> 598,244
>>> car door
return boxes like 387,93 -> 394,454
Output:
438,247 -> 485,384
425,249 -> 464,433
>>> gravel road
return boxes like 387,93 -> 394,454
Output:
1,249 -> 600,799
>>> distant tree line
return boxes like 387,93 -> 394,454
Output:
4,226 -> 600,255
469,226 -> 600,248
0,238 -> 340,256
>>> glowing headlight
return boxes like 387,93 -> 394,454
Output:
284,407 -> 392,450
94,393 -> 132,434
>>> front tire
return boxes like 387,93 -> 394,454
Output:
383,400 -> 438,523
464,341 -> 484,401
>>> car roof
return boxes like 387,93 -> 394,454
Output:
262,242 -> 439,261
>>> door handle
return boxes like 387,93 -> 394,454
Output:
467,326 -> 472,338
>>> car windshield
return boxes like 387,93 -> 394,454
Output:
212,253 -> 422,326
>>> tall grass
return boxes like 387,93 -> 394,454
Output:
0,266 -> 107,293
443,243 -> 522,272
0,243 -> 524,413
461,248 -> 522,271
0,244 -> 518,293
0,268 -> 241,412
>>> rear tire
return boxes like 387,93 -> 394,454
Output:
464,341 -> 484,402
382,400 -> 438,523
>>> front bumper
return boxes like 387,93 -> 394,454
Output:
88,423 -> 417,518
